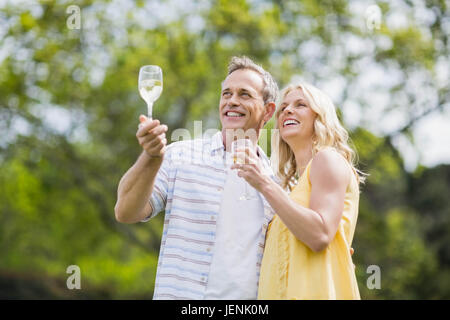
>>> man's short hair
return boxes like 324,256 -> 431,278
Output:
227,56 -> 279,104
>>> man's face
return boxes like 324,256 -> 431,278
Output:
219,69 -> 267,133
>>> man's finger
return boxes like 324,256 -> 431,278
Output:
147,133 -> 167,149
139,115 -> 148,123
137,119 -> 160,137
137,122 -> 158,137
137,121 -> 166,138
147,125 -> 168,138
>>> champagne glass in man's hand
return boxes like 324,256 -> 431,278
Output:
139,65 -> 163,120
137,65 -> 166,158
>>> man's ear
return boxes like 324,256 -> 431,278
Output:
264,102 -> 276,123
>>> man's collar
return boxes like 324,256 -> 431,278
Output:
210,131 -> 225,153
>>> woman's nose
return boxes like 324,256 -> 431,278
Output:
283,104 -> 293,114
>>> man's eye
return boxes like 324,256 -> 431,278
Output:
223,92 -> 231,97
241,92 -> 250,97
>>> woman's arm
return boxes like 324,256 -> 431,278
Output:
235,148 -> 350,252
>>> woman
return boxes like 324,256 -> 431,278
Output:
232,82 -> 365,299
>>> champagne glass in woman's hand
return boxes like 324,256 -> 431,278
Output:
231,139 -> 256,201
138,65 -> 163,120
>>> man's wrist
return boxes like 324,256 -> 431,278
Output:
141,151 -> 164,167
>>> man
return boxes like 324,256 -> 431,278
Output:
115,56 -> 278,299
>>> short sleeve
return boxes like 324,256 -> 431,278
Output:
140,144 -> 174,222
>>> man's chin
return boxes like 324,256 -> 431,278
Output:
221,121 -> 247,131
222,125 -> 250,134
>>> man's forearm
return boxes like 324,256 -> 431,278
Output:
115,152 -> 163,223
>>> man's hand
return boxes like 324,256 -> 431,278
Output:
136,115 -> 168,158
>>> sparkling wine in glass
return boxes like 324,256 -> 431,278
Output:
138,65 -> 163,120
231,139 -> 256,201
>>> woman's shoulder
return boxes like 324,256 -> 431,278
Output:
310,147 -> 351,185
312,147 -> 348,166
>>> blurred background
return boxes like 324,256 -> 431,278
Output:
0,0 -> 449,299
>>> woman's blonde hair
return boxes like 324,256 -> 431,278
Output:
271,82 -> 366,191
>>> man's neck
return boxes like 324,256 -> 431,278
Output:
221,128 -> 260,152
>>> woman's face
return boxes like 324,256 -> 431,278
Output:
277,88 -> 317,146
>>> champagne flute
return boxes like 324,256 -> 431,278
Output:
231,139 -> 256,201
138,65 -> 163,120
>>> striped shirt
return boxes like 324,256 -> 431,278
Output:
142,131 -> 275,300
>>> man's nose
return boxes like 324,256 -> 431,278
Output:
228,93 -> 240,106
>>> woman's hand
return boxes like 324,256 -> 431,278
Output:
231,146 -> 272,192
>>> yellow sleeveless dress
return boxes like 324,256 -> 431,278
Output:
258,158 -> 361,300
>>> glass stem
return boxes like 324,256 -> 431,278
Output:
244,182 -> 250,199
147,102 -> 154,120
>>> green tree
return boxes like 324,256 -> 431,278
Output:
0,0 -> 448,298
